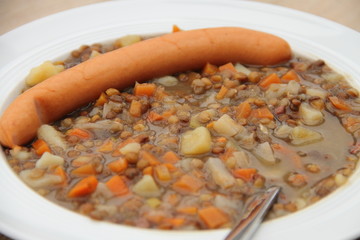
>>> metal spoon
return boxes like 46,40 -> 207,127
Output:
224,186 -> 281,240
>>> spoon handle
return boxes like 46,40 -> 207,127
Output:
224,186 -> 281,240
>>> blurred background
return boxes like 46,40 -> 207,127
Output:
0,0 -> 359,35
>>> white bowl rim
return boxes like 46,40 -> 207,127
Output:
1,1 -> 360,240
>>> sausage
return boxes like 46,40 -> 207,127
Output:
0,27 -> 291,147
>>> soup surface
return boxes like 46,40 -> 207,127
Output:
4,35 -> 360,230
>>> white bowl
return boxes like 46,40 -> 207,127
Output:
1,1 -> 360,240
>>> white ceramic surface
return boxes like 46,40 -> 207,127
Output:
1,1 -> 360,240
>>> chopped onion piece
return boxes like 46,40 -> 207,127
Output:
290,126 -> 323,146
299,102 -> 324,126
205,157 -> 235,188
252,142 -> 276,164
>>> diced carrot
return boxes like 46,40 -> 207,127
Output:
134,82 -> 156,97
166,193 -> 179,206
328,96 -> 351,111
236,101 -> 252,119
145,213 -> 165,224
281,69 -> 300,82
53,166 -> 67,186
163,163 -> 177,172
129,100 -> 142,117
162,217 -> 185,227
198,206 -> 230,229
172,24 -> 181,33
172,174 -> 204,193
32,139 -> 51,156
94,92 -> 108,106
143,166 -> 153,175
202,62 -> 218,75
97,139 -> 114,152
161,108 -> 176,119
105,175 -> 129,196
71,163 -> 97,176
140,151 -> 160,166
220,106 -> 230,113
272,143 -> 302,169
67,128 -> 91,139
250,107 -> 274,119
219,62 -> 237,73
155,164 -> 172,181
233,168 -> 257,181
219,148 -> 235,161
176,206 -> 198,215
147,111 -> 163,122
216,137 -> 227,143
107,158 -> 128,173
216,85 -> 229,100
206,121 -> 215,128
67,176 -> 98,198
258,73 -> 281,88
162,151 -> 180,163
111,151 -> 122,158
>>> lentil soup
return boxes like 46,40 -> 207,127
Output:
4,34 -> 359,230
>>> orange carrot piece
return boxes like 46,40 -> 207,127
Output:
148,111 -> 163,122
176,206 -> 198,215
216,85 -> 229,100
172,174 -> 204,193
162,151 -> 180,163
97,139 -> 114,152
219,148 -> 235,161
67,176 -> 98,198
163,163 -> 177,172
134,82 -> 156,97
281,69 -> 300,82
198,206 -> 230,229
272,143 -> 303,169
71,163 -> 97,176
129,100 -> 142,117
233,168 -> 257,181
166,193 -> 179,206
155,164 -> 172,181
250,107 -> 274,119
328,96 -> 351,111
220,106 -> 230,113
32,139 -> 51,156
107,158 -> 128,173
258,73 -> 281,88
216,137 -> 227,143
219,62 -> 237,73
163,217 -> 185,227
161,108 -> 176,119
206,121 -> 215,128
145,213 -> 165,224
94,92 -> 108,106
53,166 -> 67,186
67,128 -> 91,139
202,62 -> 218,75
140,151 -> 160,166
143,166 -> 153,175
172,24 -> 181,33
106,175 -> 129,196
236,101 -> 252,119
